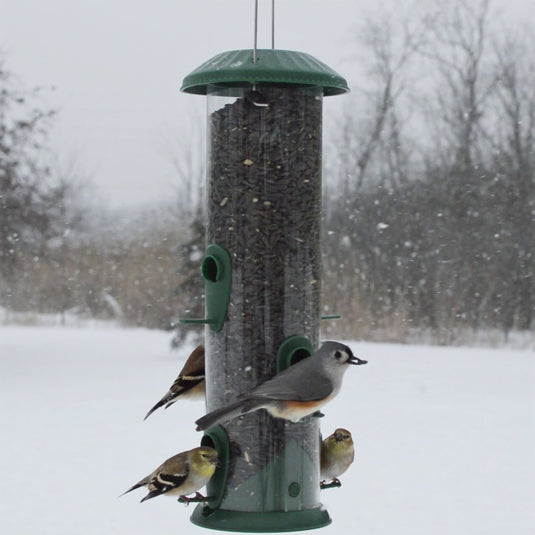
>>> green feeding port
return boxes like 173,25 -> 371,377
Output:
201,426 -> 230,511
276,335 -> 314,373
179,244 -> 232,332
182,48 -> 348,532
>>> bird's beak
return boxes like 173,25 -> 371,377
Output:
348,354 -> 367,365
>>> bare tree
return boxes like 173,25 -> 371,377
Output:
161,113 -> 205,223
0,57 -> 56,283
422,0 -> 497,170
322,0 -> 534,342
329,7 -> 430,195
323,5 -> 432,337
488,29 -> 535,333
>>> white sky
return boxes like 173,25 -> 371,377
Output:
1,0 -> 534,209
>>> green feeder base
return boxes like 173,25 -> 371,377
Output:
191,505 -> 332,533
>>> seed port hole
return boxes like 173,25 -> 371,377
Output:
290,348 -> 311,366
201,435 -> 216,450
202,255 -> 221,283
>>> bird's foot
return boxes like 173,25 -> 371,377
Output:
320,478 -> 342,489
178,495 -> 192,506
178,492 -> 211,505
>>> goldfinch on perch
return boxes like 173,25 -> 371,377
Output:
320,428 -> 355,488
121,446 -> 218,503
144,345 -> 205,420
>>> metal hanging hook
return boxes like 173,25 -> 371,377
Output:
271,0 -> 275,50
253,0 -> 275,62
253,0 -> 259,63
250,0 -> 273,106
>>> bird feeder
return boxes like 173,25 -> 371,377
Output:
180,46 -> 348,532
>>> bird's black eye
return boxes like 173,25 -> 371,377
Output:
334,350 -> 342,360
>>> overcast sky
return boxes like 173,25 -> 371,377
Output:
2,0 -> 533,209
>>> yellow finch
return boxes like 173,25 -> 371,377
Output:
121,446 -> 218,503
144,345 -> 205,420
320,428 -> 355,486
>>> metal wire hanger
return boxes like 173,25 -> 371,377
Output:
253,0 -> 275,63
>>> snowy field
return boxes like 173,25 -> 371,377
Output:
1,326 -> 533,534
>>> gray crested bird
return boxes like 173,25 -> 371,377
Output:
195,341 -> 367,431
120,446 -> 218,503
320,428 -> 355,487
144,345 -> 205,420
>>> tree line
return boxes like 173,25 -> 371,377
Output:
1,0 -> 533,344
322,0 -> 534,341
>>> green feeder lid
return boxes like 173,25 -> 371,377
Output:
181,49 -> 349,96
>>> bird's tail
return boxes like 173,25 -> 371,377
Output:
195,399 -> 263,431
144,394 -> 171,420
118,476 -> 148,498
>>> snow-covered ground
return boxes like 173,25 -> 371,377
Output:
1,326 -> 533,534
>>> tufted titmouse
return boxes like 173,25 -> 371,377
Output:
195,341 -> 366,431
320,428 -> 355,487
144,345 -> 205,420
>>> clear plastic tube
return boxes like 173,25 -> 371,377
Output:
205,84 -> 323,512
